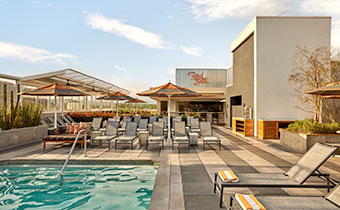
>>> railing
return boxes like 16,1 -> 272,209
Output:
59,129 -> 87,176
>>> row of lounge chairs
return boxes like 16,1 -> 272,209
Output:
213,143 -> 340,209
42,114 -> 221,150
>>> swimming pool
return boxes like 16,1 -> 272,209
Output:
0,164 -> 157,210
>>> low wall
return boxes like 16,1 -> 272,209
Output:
280,129 -> 340,153
0,125 -> 48,149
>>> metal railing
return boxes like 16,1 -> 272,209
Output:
59,129 -> 88,176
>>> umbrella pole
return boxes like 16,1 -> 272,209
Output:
168,95 -> 171,141
54,95 -> 57,128
135,102 -> 137,115
116,99 -> 119,119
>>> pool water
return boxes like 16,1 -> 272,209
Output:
0,164 -> 157,210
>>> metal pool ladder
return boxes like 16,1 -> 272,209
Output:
60,129 -> 88,176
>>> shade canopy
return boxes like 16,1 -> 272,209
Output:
19,83 -> 87,128
20,83 -> 88,96
97,92 -> 134,101
125,98 -> 147,104
305,82 -> 340,98
137,81 -> 201,140
137,82 -> 202,97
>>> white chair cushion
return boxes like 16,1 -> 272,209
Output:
174,136 -> 188,141
203,136 -> 218,141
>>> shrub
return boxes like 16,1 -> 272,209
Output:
287,119 -> 340,134
0,102 -> 43,130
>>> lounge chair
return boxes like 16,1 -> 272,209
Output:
61,115 -> 73,124
186,116 -> 193,127
229,184 -> 340,210
190,118 -> 200,133
200,121 -> 221,150
93,121 -> 119,149
115,121 -> 138,150
159,118 -> 168,134
47,116 -> 66,128
133,116 -> 141,124
137,119 -> 148,132
146,121 -> 165,149
214,143 -> 338,208
65,115 -> 76,123
91,117 -> 102,131
149,116 -> 157,125
118,118 -> 132,134
172,121 -> 190,149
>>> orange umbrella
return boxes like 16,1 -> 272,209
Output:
20,83 -> 88,128
125,98 -> 147,115
137,81 -> 201,140
97,92 -> 133,118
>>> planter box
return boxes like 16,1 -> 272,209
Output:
0,125 -> 48,150
280,129 -> 340,153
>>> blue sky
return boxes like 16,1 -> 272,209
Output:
0,0 -> 340,98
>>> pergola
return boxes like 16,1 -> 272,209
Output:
1,69 -> 130,112
19,69 -> 129,95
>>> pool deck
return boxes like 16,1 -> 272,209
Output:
1,125 -> 340,210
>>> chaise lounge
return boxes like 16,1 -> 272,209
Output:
214,143 -> 338,208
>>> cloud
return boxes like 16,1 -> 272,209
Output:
85,13 -> 171,49
85,13 -> 203,56
186,0 -> 287,21
180,46 -> 202,56
114,65 -> 130,73
298,0 -> 340,51
0,41 -> 76,65
185,0 -> 340,51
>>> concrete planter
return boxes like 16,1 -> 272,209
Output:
280,129 -> 340,153
0,125 -> 48,150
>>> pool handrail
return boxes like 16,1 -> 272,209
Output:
60,129 -> 87,176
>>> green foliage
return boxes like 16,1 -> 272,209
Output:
13,103 -> 43,128
1,83 -> 43,130
287,119 -> 340,134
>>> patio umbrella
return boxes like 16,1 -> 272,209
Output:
20,83 -> 88,128
137,81 -> 201,140
305,81 -> 340,122
305,82 -> 340,98
125,98 -> 146,115
97,92 -> 133,118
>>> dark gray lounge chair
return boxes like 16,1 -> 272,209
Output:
146,121 -> 165,149
229,184 -> 340,209
115,121 -> 138,150
62,115 -> 73,124
65,115 -> 76,123
93,121 -> 119,149
118,117 -> 132,133
137,119 -> 148,132
200,121 -> 221,150
190,118 -> 200,133
172,121 -> 190,149
149,116 -> 157,125
214,143 -> 338,208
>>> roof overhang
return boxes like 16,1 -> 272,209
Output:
19,68 -> 130,96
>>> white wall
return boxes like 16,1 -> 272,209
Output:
255,17 -> 331,122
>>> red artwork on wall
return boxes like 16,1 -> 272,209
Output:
188,72 -> 208,86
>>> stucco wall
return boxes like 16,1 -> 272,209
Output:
255,17 -> 331,121
226,35 -> 255,127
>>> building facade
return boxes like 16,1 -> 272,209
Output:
226,16 -> 332,136
155,68 -> 228,124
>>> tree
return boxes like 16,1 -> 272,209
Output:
289,46 -> 340,121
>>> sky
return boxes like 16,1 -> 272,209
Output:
0,0 -> 340,100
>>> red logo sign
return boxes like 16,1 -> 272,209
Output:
188,72 -> 208,86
